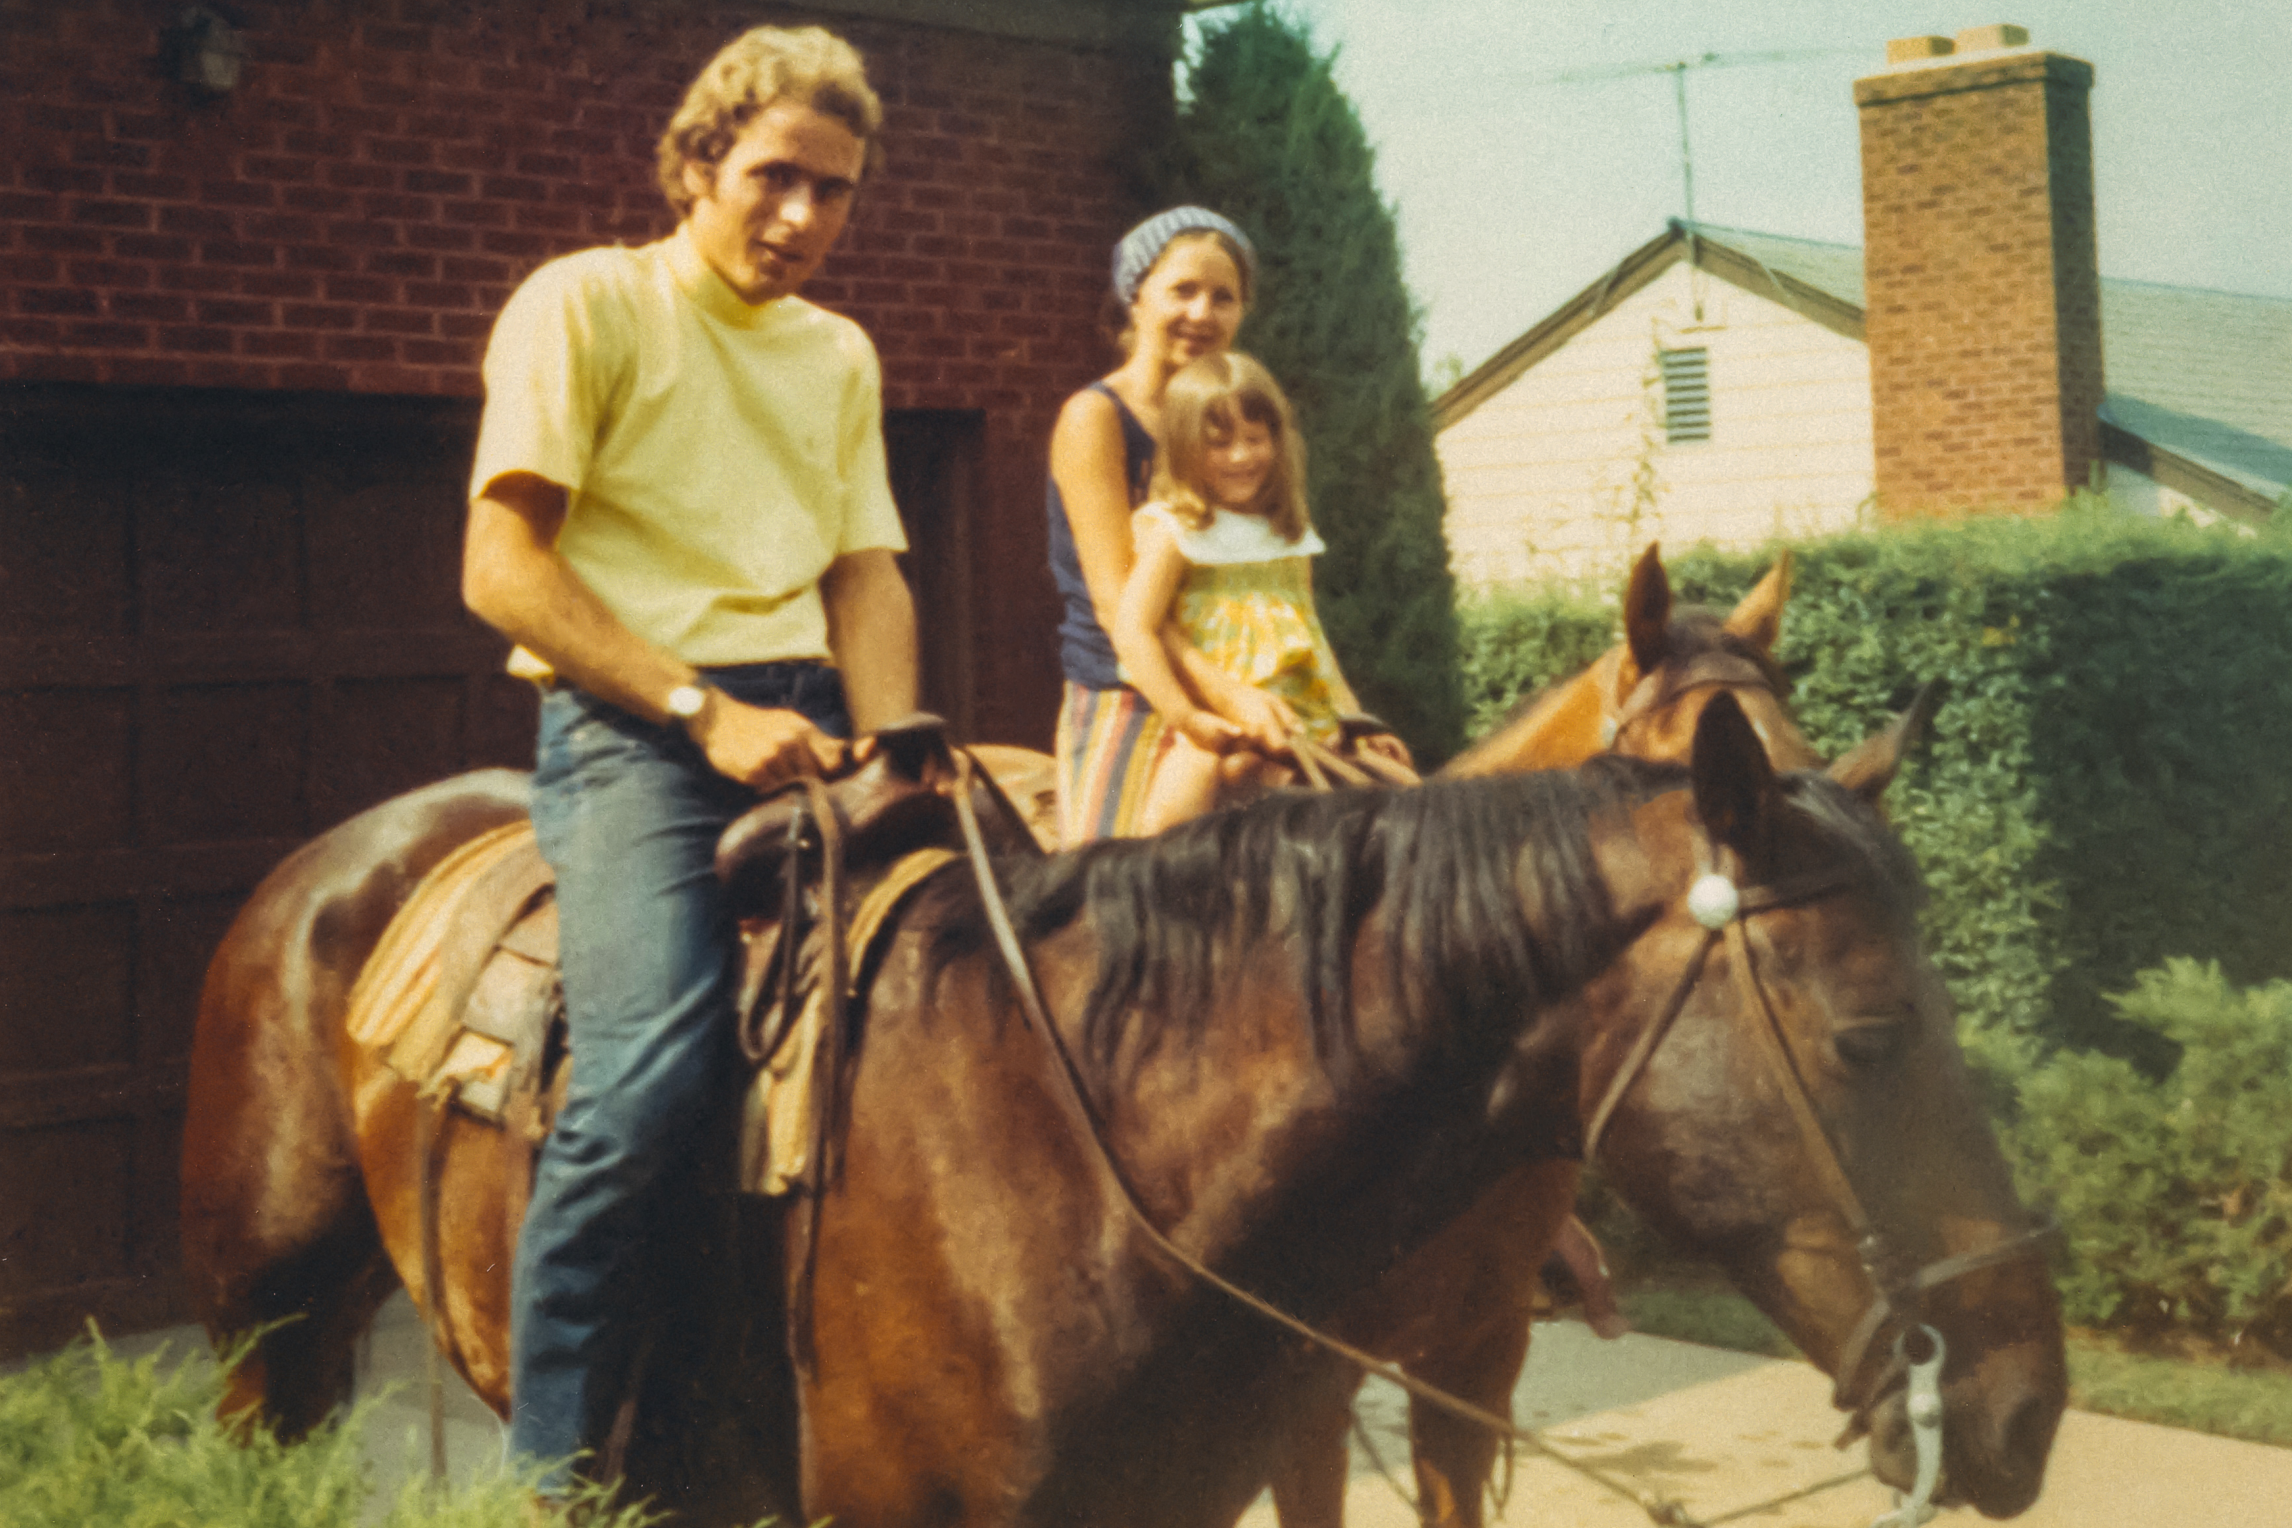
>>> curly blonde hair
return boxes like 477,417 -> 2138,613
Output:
655,26 -> 885,217
1150,352 -> 1312,542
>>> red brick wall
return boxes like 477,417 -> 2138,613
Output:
1,0 -> 1170,742
1855,51 -> 2104,518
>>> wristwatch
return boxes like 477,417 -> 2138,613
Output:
665,681 -> 712,727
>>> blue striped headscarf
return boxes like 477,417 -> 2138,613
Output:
1111,206 -> 1256,306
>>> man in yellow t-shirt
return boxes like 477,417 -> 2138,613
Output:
459,26 -> 915,1492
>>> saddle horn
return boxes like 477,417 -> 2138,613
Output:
713,713 -> 960,913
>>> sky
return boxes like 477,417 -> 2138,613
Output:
1196,1 -> 2292,380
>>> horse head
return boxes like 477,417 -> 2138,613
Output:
1571,693 -> 2065,1518
1446,543 -> 1817,779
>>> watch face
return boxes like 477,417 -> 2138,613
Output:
668,684 -> 706,720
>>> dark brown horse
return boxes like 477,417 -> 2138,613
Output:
1270,544 -> 1834,1528
1270,545 -> 2062,1528
183,694 -> 2056,1526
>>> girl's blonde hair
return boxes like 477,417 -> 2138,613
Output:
1150,352 -> 1311,541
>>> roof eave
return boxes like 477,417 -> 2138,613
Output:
2100,420 -> 2279,526
1691,239 -> 1866,343
1430,223 -> 1867,433
1431,225 -> 1689,433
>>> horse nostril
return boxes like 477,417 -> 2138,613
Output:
2000,1390 -> 2059,1470
1957,1389 -> 2059,1516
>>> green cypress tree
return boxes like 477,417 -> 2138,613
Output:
1161,3 -> 1465,762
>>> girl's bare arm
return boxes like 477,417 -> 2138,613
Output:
1111,521 -> 1242,750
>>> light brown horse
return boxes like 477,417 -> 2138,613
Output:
1263,545 -> 2053,1528
181,693 -> 2054,1527
1446,544 -> 1814,781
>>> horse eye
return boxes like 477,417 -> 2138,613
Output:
1833,1019 -> 1910,1068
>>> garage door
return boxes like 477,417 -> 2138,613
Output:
0,388 -> 982,1357
0,386 -> 534,1357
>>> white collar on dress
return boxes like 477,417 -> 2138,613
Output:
1141,502 -> 1325,565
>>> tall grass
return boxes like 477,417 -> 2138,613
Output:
0,1327 -> 656,1528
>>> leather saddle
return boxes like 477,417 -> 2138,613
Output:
365,713 -> 1029,1172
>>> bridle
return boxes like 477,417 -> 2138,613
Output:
919,740 -> 2058,1524
937,751 -> 2045,1525
1603,646 -> 1786,753
1580,831 -> 2055,1518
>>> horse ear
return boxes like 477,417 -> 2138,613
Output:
1622,542 -> 1671,684
1723,549 -> 1791,654
1828,680 -> 1945,802
1691,690 -> 1775,852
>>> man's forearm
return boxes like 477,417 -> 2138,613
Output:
464,484 -> 699,723
821,548 -> 919,733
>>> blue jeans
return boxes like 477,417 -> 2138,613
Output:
508,661 -> 850,1488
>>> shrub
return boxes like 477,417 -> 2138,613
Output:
1159,5 -> 1466,763
1460,506 -> 2292,1078
1454,581 -> 1615,739
0,1328 -> 654,1528
2009,960 -> 2292,1347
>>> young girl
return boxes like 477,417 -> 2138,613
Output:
1111,352 -> 1409,832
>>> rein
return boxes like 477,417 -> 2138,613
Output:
1604,648 -> 1781,752
944,754 -> 2048,1528
943,751 -> 1699,1526
1581,842 -> 2054,1525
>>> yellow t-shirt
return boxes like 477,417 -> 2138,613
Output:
468,227 -> 907,671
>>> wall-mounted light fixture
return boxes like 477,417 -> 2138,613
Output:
172,6 -> 247,95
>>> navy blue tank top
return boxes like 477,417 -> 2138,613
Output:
1047,381 -> 1155,688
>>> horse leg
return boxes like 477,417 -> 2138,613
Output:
208,1221 -> 400,1439
180,771 -> 531,1437
1406,1319 -> 1531,1528
1402,1161 -> 1582,1528
181,869 -> 400,1437
1268,1360 -> 1362,1528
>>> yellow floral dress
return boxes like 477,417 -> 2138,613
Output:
1134,501 -> 1359,745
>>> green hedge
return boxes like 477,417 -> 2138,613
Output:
2010,960 -> 2292,1348
1456,579 -> 1615,741
1459,505 -> 2292,1078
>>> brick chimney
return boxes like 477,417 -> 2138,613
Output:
1856,24 -> 2104,517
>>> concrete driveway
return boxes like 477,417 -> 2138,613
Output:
22,1301 -> 2292,1525
1237,1320 -> 2292,1527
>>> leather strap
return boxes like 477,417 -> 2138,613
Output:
945,748 -> 1692,1526
1576,836 -> 2055,1433
1608,649 -> 1777,752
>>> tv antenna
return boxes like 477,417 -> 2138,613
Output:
1532,48 -> 1861,225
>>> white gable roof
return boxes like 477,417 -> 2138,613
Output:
1438,221 -> 2292,519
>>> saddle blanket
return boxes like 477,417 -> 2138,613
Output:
341,815 -> 961,1196
343,820 -> 558,1125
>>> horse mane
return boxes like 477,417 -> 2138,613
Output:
927,758 -> 1678,1085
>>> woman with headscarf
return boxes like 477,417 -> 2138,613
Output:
1045,206 -> 1291,845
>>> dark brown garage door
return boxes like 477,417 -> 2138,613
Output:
0,385 -> 534,1357
0,387 -> 981,1358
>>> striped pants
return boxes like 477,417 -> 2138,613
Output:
1052,681 -> 1176,848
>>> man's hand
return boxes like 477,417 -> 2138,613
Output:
689,695 -> 847,791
